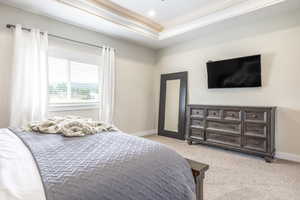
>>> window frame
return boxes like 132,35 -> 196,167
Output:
48,102 -> 99,112
48,56 -> 100,112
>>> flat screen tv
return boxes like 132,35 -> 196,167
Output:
207,55 -> 261,89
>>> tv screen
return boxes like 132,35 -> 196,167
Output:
207,55 -> 261,89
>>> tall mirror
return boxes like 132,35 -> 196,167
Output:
158,72 -> 188,140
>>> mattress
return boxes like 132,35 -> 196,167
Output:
0,128 -> 45,200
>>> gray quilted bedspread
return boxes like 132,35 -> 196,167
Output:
10,129 -> 195,200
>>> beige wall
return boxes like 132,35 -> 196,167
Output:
0,4 -> 156,134
155,12 -> 300,157
1,2 -> 300,158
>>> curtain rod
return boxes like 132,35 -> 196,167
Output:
6,24 -> 113,50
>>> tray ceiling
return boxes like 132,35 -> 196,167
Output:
110,0 -> 245,27
1,0 -> 299,49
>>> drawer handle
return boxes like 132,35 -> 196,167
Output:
230,113 -> 234,117
252,114 -> 257,118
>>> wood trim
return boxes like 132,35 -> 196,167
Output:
56,0 -> 159,39
185,158 -> 209,200
89,0 -> 164,32
56,0 -> 284,41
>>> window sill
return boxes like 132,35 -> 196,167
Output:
49,103 -> 99,112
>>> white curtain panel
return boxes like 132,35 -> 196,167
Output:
10,25 -> 49,128
99,47 -> 115,125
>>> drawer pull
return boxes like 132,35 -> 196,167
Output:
252,114 -> 257,118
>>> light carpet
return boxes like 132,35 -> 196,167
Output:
145,135 -> 300,200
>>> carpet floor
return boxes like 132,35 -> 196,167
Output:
145,135 -> 300,200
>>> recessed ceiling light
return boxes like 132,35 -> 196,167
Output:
147,10 -> 156,18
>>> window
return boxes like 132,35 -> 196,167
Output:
48,57 -> 100,109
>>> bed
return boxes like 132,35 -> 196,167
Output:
0,128 -> 207,200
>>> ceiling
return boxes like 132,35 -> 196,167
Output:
110,0 -> 245,27
1,0 -> 300,49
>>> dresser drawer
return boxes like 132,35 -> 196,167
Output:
245,110 -> 267,122
244,123 -> 267,138
190,128 -> 204,140
191,108 -> 205,118
223,110 -> 241,121
190,119 -> 205,129
207,121 -> 241,134
187,105 -> 276,161
207,109 -> 221,119
206,131 -> 241,147
244,136 -> 267,152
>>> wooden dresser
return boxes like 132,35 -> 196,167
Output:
186,105 -> 276,162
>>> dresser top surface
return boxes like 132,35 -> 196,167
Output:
188,104 -> 276,109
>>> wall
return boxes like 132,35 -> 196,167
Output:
1,2 -> 300,159
0,3 -> 156,134
155,11 -> 300,158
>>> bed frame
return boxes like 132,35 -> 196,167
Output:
186,158 -> 209,200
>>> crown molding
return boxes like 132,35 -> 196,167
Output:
162,0 -> 244,28
56,0 -> 160,40
92,0 -> 164,32
56,0 -> 286,41
159,0 -> 286,40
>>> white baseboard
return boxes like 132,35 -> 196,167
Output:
131,129 -> 157,137
130,131 -> 300,163
276,152 -> 300,163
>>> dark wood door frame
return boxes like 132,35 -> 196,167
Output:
158,71 -> 188,140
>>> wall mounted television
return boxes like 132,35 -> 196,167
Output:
207,55 -> 261,89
